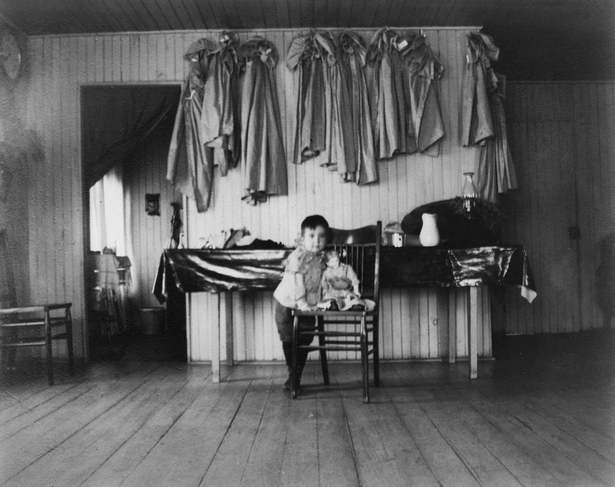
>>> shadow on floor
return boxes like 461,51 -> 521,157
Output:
90,330 -> 187,363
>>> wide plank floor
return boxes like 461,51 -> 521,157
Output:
0,330 -> 614,487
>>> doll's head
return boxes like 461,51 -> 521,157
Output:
324,250 -> 340,268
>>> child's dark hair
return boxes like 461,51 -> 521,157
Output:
301,214 -> 329,233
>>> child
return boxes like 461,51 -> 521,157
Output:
273,214 -> 329,392
320,249 -> 361,310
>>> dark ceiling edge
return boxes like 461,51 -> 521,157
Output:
0,13 -> 27,37
22,25 -> 485,38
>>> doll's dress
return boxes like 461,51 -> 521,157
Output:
321,263 -> 359,300
318,263 -> 375,311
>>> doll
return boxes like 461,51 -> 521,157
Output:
319,250 -> 363,310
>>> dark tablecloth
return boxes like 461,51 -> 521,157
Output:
153,246 -> 536,303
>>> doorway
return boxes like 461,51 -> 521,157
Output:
81,84 -> 185,360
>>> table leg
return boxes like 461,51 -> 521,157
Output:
212,295 -> 221,383
448,289 -> 456,364
213,292 -> 233,383
467,287 -> 478,379
224,293 -> 234,368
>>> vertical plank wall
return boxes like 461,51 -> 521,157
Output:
495,81 -> 615,336
23,27 -> 505,361
125,106 -> 183,312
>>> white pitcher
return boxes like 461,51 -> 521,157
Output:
419,213 -> 440,247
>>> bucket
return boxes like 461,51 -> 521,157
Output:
139,307 -> 165,335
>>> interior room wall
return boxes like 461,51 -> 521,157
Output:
492,81 -> 615,335
20,28 -> 487,360
124,104 -> 183,318
18,28 -> 615,362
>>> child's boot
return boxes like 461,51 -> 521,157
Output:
282,342 -> 293,390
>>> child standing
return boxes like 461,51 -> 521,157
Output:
273,215 -> 329,392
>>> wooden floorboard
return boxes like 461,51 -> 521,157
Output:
0,330 -> 614,487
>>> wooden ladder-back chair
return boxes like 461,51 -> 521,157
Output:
0,231 -> 74,385
291,221 -> 382,403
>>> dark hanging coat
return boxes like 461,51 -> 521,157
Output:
461,32 -> 499,147
167,38 -> 217,212
319,32 -> 357,181
406,34 -> 445,156
368,28 -> 416,160
339,30 -> 378,185
476,75 -> 518,202
239,36 -> 288,205
287,32 -> 333,164
201,32 -> 242,176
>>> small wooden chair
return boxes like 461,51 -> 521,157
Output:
0,303 -> 75,385
291,221 -> 381,402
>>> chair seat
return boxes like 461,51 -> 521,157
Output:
293,309 -> 377,317
1,317 -> 70,327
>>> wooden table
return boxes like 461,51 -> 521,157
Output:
154,246 -> 536,382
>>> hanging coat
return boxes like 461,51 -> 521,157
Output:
406,34 -> 445,156
477,74 -> 518,203
287,32 -> 333,164
368,28 -> 416,160
239,36 -> 288,205
201,32 -> 242,176
320,32 -> 357,181
339,30 -> 378,185
461,32 -> 499,147
167,38 -> 217,212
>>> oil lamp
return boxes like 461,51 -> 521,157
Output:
462,172 -> 479,218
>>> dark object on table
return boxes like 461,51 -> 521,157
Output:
401,199 -> 500,247
236,238 -> 287,250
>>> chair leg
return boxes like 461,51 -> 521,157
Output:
317,316 -> 329,385
112,291 -> 123,331
361,317 -> 370,403
66,306 -> 75,376
3,327 -> 17,370
373,316 -> 380,387
290,316 -> 300,399
45,310 -> 54,386
103,293 -> 113,353
4,347 -> 16,371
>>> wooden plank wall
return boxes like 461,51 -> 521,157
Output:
124,105 -> 183,313
175,27 -> 491,363
23,27 -> 496,361
495,81 -> 615,335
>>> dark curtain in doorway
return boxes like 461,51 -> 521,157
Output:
82,85 -> 180,189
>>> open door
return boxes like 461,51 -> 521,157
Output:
81,84 -> 184,360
